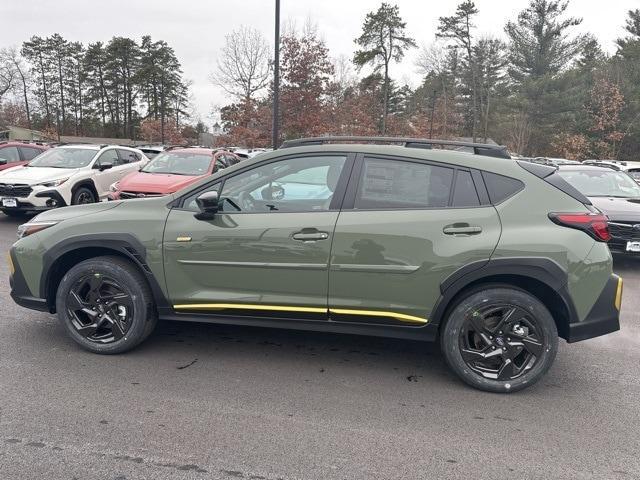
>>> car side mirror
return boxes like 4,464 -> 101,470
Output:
0,159 -> 6,165
195,191 -> 219,220
97,162 -> 113,171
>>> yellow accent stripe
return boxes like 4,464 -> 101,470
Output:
7,252 -> 15,276
173,303 -> 327,314
615,276 -> 623,311
172,303 -> 428,325
330,308 -> 428,325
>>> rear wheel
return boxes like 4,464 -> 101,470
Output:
440,286 -> 558,393
55,256 -> 157,354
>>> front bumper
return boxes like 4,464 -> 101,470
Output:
567,274 -> 622,342
1,189 -> 67,213
8,248 -> 50,312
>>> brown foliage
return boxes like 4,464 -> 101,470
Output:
139,118 -> 185,144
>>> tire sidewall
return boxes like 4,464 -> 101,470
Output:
441,287 -> 558,393
56,258 -> 150,354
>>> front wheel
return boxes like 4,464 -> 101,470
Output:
440,286 -> 558,393
56,256 -> 157,354
71,186 -> 96,205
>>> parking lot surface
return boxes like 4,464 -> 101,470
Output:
0,214 -> 639,480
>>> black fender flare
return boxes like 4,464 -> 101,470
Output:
431,257 -> 579,329
40,233 -> 170,312
70,179 -> 99,202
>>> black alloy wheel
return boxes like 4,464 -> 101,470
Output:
440,286 -> 558,393
56,256 -> 157,354
459,304 -> 543,381
67,273 -> 134,344
76,190 -> 95,204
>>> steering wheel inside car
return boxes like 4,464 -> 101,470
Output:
238,191 -> 257,211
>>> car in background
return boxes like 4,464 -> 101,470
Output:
108,147 -> 240,200
135,144 -> 166,159
0,141 -> 50,171
583,160 -> 640,185
557,164 -> 640,254
0,144 -> 148,216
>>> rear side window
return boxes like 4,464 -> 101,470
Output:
19,146 -> 43,160
452,170 -> 480,207
355,158 -> 454,209
482,171 -> 524,204
117,149 -> 141,164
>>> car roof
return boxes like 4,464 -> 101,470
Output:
165,147 -> 219,155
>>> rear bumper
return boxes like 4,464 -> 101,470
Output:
567,274 -> 622,342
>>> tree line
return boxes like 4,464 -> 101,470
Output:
0,34 -> 195,143
214,1 -> 640,160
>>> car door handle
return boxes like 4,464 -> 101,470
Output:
443,224 -> 483,235
292,230 -> 329,241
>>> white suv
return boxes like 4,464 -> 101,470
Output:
0,144 -> 148,216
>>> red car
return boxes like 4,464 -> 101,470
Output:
108,147 -> 240,200
0,141 -> 49,171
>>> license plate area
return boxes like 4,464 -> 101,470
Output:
626,241 -> 640,252
1,198 -> 17,208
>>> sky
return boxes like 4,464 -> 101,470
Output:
1,0 -> 638,127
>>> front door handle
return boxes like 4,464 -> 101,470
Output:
292,229 -> 329,242
443,224 -> 483,235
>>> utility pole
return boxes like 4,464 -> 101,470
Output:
272,0 -> 281,149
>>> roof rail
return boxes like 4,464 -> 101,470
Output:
280,136 -> 511,159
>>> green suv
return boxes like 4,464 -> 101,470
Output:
8,137 -> 622,392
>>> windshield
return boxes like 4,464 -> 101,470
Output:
141,152 -> 213,175
558,169 -> 640,198
28,148 -> 96,168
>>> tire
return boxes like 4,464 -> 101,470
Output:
71,186 -> 96,205
440,285 -> 558,393
55,256 -> 157,354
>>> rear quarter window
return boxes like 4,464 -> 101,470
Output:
481,171 -> 524,204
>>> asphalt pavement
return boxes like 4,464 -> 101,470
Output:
0,213 -> 639,480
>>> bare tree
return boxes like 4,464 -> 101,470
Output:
210,26 -> 271,107
0,48 -> 17,102
4,47 -> 32,129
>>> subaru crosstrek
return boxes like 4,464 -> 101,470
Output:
8,137 -> 622,393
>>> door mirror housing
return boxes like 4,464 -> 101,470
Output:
97,162 -> 113,171
195,190 -> 219,220
0,158 -> 7,165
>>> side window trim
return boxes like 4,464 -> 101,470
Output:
173,151 -> 356,212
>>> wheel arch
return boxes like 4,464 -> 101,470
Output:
70,179 -> 99,203
40,234 -> 169,313
432,257 -> 578,341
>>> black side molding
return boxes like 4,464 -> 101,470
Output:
567,274 -> 621,343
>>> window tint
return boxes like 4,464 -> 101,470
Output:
452,170 -> 480,207
355,158 -> 454,209
19,147 -> 43,161
0,146 -> 20,163
117,149 -> 141,164
218,155 -> 346,213
482,171 -> 524,204
96,149 -> 119,167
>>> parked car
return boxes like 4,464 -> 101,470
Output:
0,144 -> 148,216
582,160 -> 640,185
557,164 -> 640,254
108,148 -> 240,200
0,141 -> 50,171
9,136 -> 621,393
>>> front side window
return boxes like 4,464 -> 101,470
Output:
96,149 -> 119,167
142,152 -> 214,176
0,146 -> 20,163
218,155 -> 346,213
28,148 -> 96,168
355,158 -> 454,209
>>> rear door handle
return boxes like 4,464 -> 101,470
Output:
443,224 -> 482,235
292,230 -> 329,242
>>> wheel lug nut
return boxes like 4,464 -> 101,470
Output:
503,347 -> 507,351
489,336 -> 493,339
492,346 -> 496,350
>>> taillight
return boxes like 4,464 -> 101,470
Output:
548,213 -> 611,242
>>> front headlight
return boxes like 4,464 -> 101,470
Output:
35,178 -> 68,188
109,182 -> 120,192
17,221 -> 58,239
